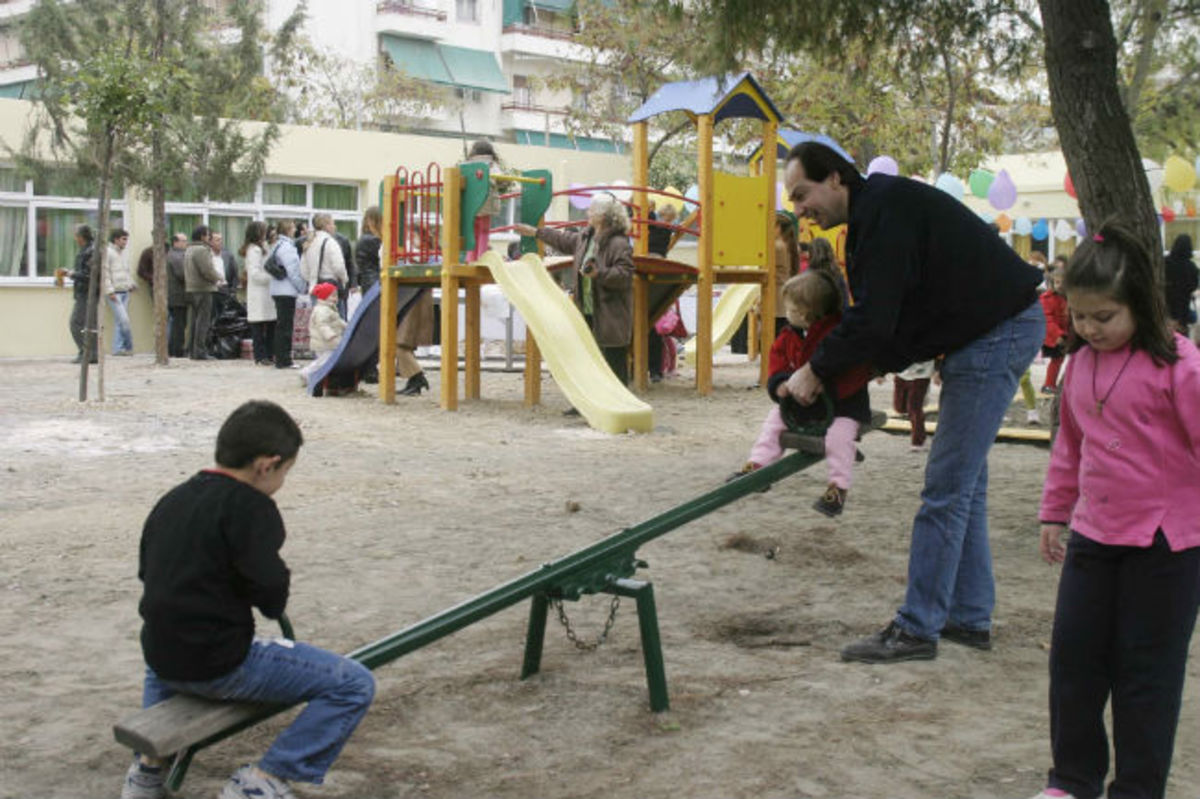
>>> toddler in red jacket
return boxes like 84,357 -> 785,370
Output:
728,271 -> 873,516
1040,268 -> 1070,392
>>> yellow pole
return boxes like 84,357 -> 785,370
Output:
379,175 -> 398,404
440,167 -> 462,411
523,228 -> 546,407
632,121 -> 650,392
696,113 -> 714,395
465,283 -> 481,399
759,118 -> 778,386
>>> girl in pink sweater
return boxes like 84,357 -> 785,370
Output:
1032,220 -> 1200,799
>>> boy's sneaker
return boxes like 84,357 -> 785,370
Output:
221,765 -> 296,799
1027,408 -> 1041,425
812,483 -> 848,517
120,759 -> 166,799
1027,791 -> 1075,799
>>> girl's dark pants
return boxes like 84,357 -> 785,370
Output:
1048,530 -> 1200,799
272,296 -> 296,368
250,320 -> 276,363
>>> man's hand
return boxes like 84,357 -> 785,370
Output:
784,363 -> 823,405
512,223 -> 538,237
774,380 -> 790,400
1039,523 -> 1068,564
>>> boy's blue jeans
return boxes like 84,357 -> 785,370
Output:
142,638 -> 375,784
106,291 -> 133,353
895,299 -> 1044,639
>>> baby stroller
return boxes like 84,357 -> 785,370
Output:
208,296 -> 250,360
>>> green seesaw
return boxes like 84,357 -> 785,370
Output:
115,401 -> 872,791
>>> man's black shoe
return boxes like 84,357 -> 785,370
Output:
841,622 -> 937,663
940,624 -> 992,651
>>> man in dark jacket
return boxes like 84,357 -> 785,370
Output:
68,224 -> 97,363
1164,233 -> 1197,334
783,142 -> 1044,664
166,233 -> 189,357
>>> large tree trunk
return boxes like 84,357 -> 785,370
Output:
1039,0 -> 1163,269
79,134 -> 115,402
152,182 -> 168,364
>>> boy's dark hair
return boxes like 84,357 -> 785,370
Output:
785,142 -> 864,190
75,223 -> 94,244
191,225 -> 210,243
1064,217 -> 1176,364
109,228 -> 129,242
468,139 -> 497,159
215,400 -> 304,468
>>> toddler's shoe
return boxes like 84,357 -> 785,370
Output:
221,765 -> 296,799
813,483 -> 847,517
1026,408 -> 1041,425
120,759 -> 165,799
1026,791 -> 1075,799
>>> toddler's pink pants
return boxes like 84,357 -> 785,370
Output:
748,407 -> 858,490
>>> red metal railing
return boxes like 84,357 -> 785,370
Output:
391,163 -> 443,265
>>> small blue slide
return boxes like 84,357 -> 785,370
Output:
305,281 -> 429,396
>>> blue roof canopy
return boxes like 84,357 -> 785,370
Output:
775,129 -> 855,165
627,72 -> 783,125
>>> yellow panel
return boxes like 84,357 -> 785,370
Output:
712,171 -> 769,267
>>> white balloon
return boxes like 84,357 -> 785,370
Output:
1053,219 -> 1075,241
609,179 -> 632,204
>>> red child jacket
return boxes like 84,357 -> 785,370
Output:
1040,290 -> 1069,348
767,314 -> 873,423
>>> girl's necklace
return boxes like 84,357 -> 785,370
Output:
1091,347 -> 1136,415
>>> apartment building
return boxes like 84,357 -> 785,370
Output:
0,0 -> 616,151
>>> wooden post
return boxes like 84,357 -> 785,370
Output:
523,331 -> 541,407
759,119 -> 778,386
465,282 -> 481,399
696,113 -> 715,396
379,175 -> 398,404
441,167 -> 461,411
632,121 -> 650,392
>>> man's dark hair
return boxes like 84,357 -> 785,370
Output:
191,225 -> 210,243
75,223 -> 94,244
109,228 -> 129,243
785,142 -> 864,189
215,400 -> 304,468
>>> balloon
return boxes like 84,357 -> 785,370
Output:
1063,172 -> 1076,199
1195,155 -> 1200,183
935,172 -> 964,201
1142,158 -> 1164,195
609,179 -> 632,204
1031,219 -> 1049,241
684,184 -> 700,205
1163,155 -> 1196,192
867,156 -> 899,176
1013,216 -> 1033,236
568,183 -> 592,210
1173,199 -> 1185,215
909,174 -> 928,183
1075,218 -> 1087,238
968,169 -> 995,198
988,169 -> 1017,210
776,181 -> 786,209
1161,205 -> 1176,223
1053,219 -> 1074,241
995,213 -> 1012,233
978,209 -> 996,224
1187,201 -> 1197,217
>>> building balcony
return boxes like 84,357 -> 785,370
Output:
500,25 -> 586,60
377,0 -> 447,21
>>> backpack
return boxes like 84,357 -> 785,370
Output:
263,244 -> 286,280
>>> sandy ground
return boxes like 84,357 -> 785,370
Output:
0,352 -> 1196,799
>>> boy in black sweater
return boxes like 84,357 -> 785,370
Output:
121,401 -> 375,799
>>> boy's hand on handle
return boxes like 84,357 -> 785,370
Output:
1040,523 -> 1068,564
785,363 -> 823,405
513,223 -> 538,237
774,381 -> 790,400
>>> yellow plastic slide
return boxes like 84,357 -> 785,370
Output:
682,283 -> 760,365
482,251 -> 653,434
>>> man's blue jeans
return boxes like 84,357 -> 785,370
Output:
895,300 -> 1044,639
106,291 -> 133,353
142,638 -> 375,784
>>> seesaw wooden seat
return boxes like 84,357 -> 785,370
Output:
114,694 -> 283,760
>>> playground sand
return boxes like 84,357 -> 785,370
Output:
0,355 -> 1196,799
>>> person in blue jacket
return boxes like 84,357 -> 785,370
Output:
782,142 -> 1044,664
